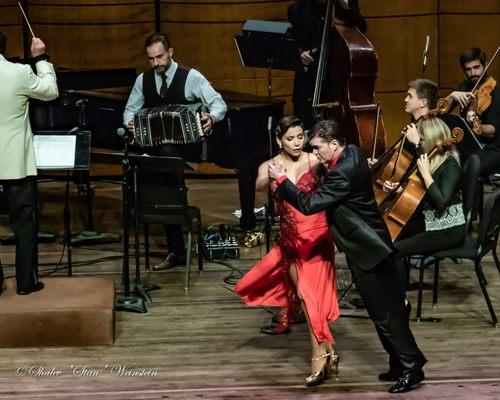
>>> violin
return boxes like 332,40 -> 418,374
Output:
466,76 -> 497,134
439,46 -> 500,135
383,127 -> 464,242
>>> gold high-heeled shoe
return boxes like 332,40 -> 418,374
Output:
305,353 -> 330,387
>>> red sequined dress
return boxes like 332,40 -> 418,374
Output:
235,157 -> 339,343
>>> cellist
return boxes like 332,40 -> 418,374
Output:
444,48 -> 500,215
369,79 -> 439,173
382,117 -> 466,257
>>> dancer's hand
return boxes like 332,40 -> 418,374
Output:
268,161 -> 286,180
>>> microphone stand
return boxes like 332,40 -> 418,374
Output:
115,133 -> 147,313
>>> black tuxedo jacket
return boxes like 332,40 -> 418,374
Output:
277,145 -> 393,271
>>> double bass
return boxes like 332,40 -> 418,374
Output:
312,0 -> 386,157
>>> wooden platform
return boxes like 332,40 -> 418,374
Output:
0,277 -> 115,347
0,178 -> 498,399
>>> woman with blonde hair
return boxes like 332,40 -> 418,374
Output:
384,116 -> 466,259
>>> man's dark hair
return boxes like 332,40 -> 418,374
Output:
275,115 -> 304,139
0,32 -> 6,55
408,79 -> 438,110
308,120 -> 345,146
145,32 -> 172,51
459,47 -> 487,69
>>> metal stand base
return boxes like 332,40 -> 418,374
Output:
115,294 -> 147,313
134,283 -> 161,303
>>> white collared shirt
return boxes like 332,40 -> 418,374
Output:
123,60 -> 227,125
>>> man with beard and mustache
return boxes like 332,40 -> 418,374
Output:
124,32 -> 227,270
444,48 -> 500,214
447,47 -> 500,176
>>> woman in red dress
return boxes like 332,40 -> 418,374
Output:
235,116 -> 340,386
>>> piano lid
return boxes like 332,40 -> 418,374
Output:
55,68 -> 137,91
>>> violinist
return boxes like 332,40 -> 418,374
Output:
288,0 -> 367,128
445,48 -> 500,215
383,117 -> 466,257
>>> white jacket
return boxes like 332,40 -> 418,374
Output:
0,54 -> 58,179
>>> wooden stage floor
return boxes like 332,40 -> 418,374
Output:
0,178 -> 499,399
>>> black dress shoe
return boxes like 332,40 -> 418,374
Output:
17,282 -> 44,295
388,370 -> 425,393
378,369 -> 402,381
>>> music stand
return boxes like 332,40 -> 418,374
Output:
235,20 -> 306,251
34,129 -> 91,276
235,20 -> 306,99
117,153 -> 194,313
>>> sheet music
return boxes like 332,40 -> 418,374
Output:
34,135 -> 76,169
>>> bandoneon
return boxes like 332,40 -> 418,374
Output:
133,103 -> 205,147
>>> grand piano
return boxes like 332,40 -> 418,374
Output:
30,68 -> 285,230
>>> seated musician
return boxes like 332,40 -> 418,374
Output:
444,48 -> 500,214
383,117 -> 466,257
123,32 -> 227,271
368,79 -> 439,168
288,0 -> 367,129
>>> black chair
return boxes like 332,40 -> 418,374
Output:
130,156 -> 203,293
414,189 -> 500,326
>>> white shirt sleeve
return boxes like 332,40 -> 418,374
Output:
185,69 -> 227,123
123,74 -> 145,125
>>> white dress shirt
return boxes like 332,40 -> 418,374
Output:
123,60 -> 227,125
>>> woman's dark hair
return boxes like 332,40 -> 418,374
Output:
460,47 -> 487,69
0,32 -> 6,55
308,120 -> 345,146
145,32 -> 172,50
275,115 -> 304,139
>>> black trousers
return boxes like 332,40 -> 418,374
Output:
464,150 -> 500,218
395,224 -> 466,258
0,177 -> 39,291
348,255 -> 426,374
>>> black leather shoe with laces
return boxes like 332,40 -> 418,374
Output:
388,370 -> 424,393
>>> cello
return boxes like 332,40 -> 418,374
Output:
383,126 -> 464,242
312,0 -> 386,157
370,36 -> 432,205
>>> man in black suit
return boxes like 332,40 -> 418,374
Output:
268,120 -> 426,393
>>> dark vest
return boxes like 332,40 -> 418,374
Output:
142,65 -> 193,109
